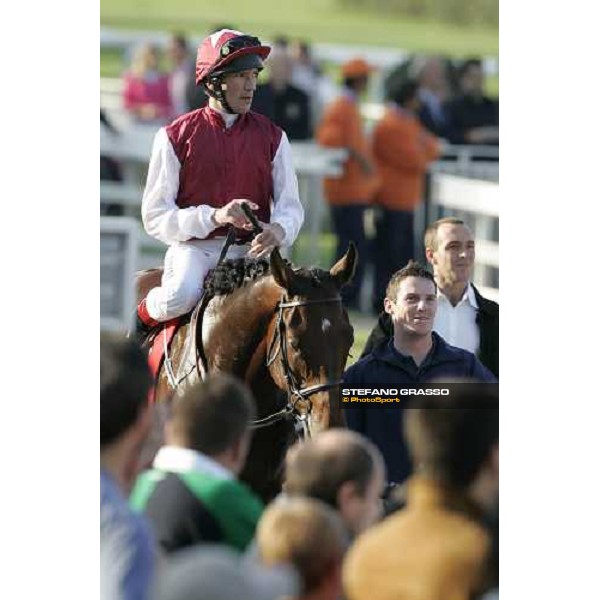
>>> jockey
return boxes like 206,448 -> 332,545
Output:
136,29 -> 305,338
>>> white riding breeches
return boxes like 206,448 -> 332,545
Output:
145,239 -> 249,322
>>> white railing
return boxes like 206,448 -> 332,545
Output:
430,161 -> 498,183
102,79 -> 499,175
100,124 -> 347,183
100,216 -> 138,331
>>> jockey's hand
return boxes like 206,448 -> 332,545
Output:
248,222 -> 285,258
213,199 -> 259,230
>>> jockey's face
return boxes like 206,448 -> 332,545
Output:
384,276 -> 437,339
222,68 -> 260,113
427,223 -> 475,288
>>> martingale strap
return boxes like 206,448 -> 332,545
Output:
254,294 -> 344,436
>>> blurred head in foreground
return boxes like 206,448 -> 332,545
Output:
256,497 -> 348,600
284,429 -> 386,535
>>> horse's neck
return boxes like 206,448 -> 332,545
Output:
235,277 -> 281,332
204,278 -> 280,374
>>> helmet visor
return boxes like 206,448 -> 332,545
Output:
211,53 -> 264,78
219,35 -> 262,59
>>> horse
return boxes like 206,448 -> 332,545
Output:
137,243 -> 357,501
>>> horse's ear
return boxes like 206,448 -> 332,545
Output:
329,242 -> 358,288
270,247 -> 296,291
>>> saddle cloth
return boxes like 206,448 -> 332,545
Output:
136,268 -> 211,395
136,268 -> 180,383
147,320 -> 180,383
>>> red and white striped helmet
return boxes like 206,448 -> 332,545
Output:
195,29 -> 271,85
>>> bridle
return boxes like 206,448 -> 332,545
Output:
249,294 -> 344,438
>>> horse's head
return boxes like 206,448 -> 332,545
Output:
267,244 -> 357,434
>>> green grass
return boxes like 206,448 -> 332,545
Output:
100,0 -> 498,56
101,48 -> 128,77
486,74 -> 498,97
347,321 -> 372,366
291,231 -> 336,269
101,1 -> 498,95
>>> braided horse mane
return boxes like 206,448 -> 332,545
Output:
204,256 -> 333,298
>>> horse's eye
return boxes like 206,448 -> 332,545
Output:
289,338 -> 300,351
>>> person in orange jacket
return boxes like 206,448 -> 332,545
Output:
316,58 -> 380,310
371,78 -> 441,311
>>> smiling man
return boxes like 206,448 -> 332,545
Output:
135,29 -> 304,339
362,217 -> 499,377
343,261 -> 495,484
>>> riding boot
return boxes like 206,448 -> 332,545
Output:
134,299 -> 160,344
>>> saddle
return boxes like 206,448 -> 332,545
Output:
135,267 -> 212,396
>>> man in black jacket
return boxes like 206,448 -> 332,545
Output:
362,217 -> 498,377
445,58 -> 499,147
252,47 -> 312,140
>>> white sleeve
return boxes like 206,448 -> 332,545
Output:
271,131 -> 304,247
141,128 -> 218,245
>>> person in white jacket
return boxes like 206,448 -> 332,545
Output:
136,29 -> 304,337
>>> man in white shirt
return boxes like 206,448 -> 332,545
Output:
362,217 -> 498,377
425,217 -> 481,355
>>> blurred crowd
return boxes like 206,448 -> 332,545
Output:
101,334 -> 499,600
115,32 -> 337,137
113,31 -> 498,148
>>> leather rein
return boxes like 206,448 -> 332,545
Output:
207,205 -> 341,438
249,294 -> 343,439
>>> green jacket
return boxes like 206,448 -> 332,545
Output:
130,468 -> 263,553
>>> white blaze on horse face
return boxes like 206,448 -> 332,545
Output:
308,393 -> 330,435
322,318 -> 332,334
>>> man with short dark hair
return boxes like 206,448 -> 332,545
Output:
100,334 -> 156,600
363,217 -> 499,377
252,46 -> 312,140
130,374 -> 264,553
344,385 -> 499,600
284,429 -> 386,537
344,261 -> 495,484
445,57 -> 499,146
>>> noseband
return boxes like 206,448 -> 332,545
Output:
249,294 -> 343,438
